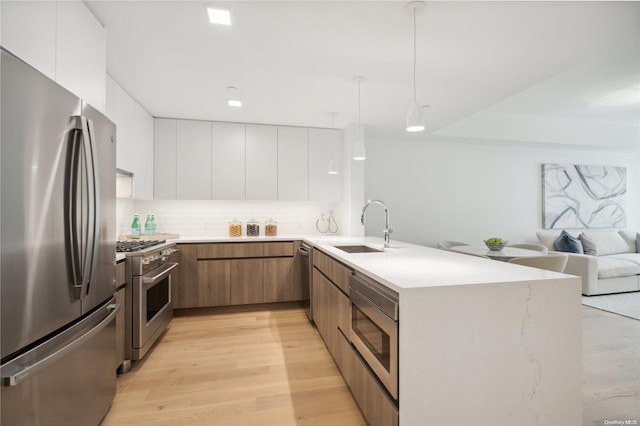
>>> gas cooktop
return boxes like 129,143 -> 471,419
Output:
116,240 -> 166,253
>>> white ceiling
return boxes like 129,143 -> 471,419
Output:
86,1 -> 640,144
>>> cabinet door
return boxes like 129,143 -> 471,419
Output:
197,260 -> 231,307
113,81 -> 136,179
212,122 -> 245,200
230,259 -> 264,305
56,0 -> 106,112
114,287 -> 125,369
172,244 -> 198,308
154,119 -> 177,200
263,258 -> 295,303
177,120 -> 212,199
0,1 -> 57,80
136,103 -> 154,200
309,128 -> 341,201
277,126 -> 308,200
245,124 -> 277,200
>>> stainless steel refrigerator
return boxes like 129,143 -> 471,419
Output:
1,48 -> 119,425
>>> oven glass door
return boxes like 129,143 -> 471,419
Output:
352,302 -> 392,371
350,289 -> 398,399
133,262 -> 177,349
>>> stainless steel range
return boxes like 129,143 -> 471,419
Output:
116,240 -> 178,372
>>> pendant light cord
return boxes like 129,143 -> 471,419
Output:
413,7 -> 417,103
358,78 -> 361,125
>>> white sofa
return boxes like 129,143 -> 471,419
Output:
537,230 -> 640,296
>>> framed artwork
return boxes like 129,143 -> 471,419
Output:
542,164 -> 626,229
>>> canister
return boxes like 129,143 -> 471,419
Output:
247,219 -> 260,237
265,218 -> 278,236
229,219 -> 242,237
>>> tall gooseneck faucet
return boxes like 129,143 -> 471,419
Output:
361,199 -> 393,248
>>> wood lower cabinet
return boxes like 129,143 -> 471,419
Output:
263,257 -> 295,303
173,241 -> 301,308
313,249 -> 399,426
349,348 -> 399,426
197,259 -> 231,306
173,244 -> 199,308
231,259 -> 264,305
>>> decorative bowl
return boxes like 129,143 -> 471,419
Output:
484,239 -> 508,251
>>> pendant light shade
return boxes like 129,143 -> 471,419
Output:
353,124 -> 366,160
405,1 -> 426,132
406,100 -> 425,132
353,76 -> 366,161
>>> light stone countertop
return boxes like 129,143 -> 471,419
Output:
169,234 -> 575,293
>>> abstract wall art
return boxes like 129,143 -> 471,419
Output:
542,164 -> 626,229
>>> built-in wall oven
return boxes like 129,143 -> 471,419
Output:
117,240 -> 178,371
349,273 -> 399,400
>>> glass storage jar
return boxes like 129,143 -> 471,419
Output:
265,218 -> 278,236
247,219 -> 260,237
228,219 -> 242,237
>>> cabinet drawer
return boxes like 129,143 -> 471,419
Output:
349,347 -> 399,426
313,249 -> 351,294
263,241 -> 294,257
198,243 -> 264,259
116,261 -> 126,287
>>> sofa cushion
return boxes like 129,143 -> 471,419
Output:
578,233 -> 598,256
536,231 -> 561,251
554,230 -> 584,254
607,253 -> 640,267
582,231 -> 632,256
597,256 -> 640,279
617,230 -> 638,252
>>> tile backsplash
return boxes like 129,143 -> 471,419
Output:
116,199 -> 341,237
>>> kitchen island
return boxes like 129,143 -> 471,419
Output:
170,235 -> 582,425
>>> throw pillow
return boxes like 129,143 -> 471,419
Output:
578,233 -> 598,256
581,231 -> 630,256
554,230 -> 584,254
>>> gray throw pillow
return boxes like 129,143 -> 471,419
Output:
579,233 -> 598,256
554,230 -> 584,254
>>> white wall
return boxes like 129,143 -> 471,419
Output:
364,137 -> 640,247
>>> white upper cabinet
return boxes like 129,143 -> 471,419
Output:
55,1 -> 106,112
309,129 -> 341,202
212,122 -> 245,200
177,120 -> 212,200
246,125 -> 278,200
0,1 -> 57,80
277,127 -> 309,201
154,119 -> 177,200
108,75 -> 154,200
0,1 -> 106,112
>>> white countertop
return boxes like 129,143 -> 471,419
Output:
170,234 -> 574,293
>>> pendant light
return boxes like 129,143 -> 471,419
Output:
405,1 -> 426,132
353,76 -> 366,160
328,112 -> 338,175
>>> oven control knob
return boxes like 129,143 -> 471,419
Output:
142,258 -> 151,265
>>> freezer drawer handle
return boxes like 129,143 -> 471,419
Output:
1,303 -> 120,387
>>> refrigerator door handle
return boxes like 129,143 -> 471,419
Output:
79,116 -> 100,297
1,303 -> 120,387
66,126 -> 83,298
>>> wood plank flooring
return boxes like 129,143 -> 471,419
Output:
103,303 -> 640,426
101,303 -> 366,426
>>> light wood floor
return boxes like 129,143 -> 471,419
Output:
101,303 -> 366,426
102,304 -> 640,426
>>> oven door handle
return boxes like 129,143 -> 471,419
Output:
142,262 -> 178,286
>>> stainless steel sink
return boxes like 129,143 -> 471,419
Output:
333,245 -> 384,253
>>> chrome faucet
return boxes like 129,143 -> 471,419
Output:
361,199 -> 393,248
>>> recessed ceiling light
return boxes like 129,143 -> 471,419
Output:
207,7 -> 231,25
227,99 -> 242,107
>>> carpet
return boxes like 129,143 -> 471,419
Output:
582,291 -> 640,321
